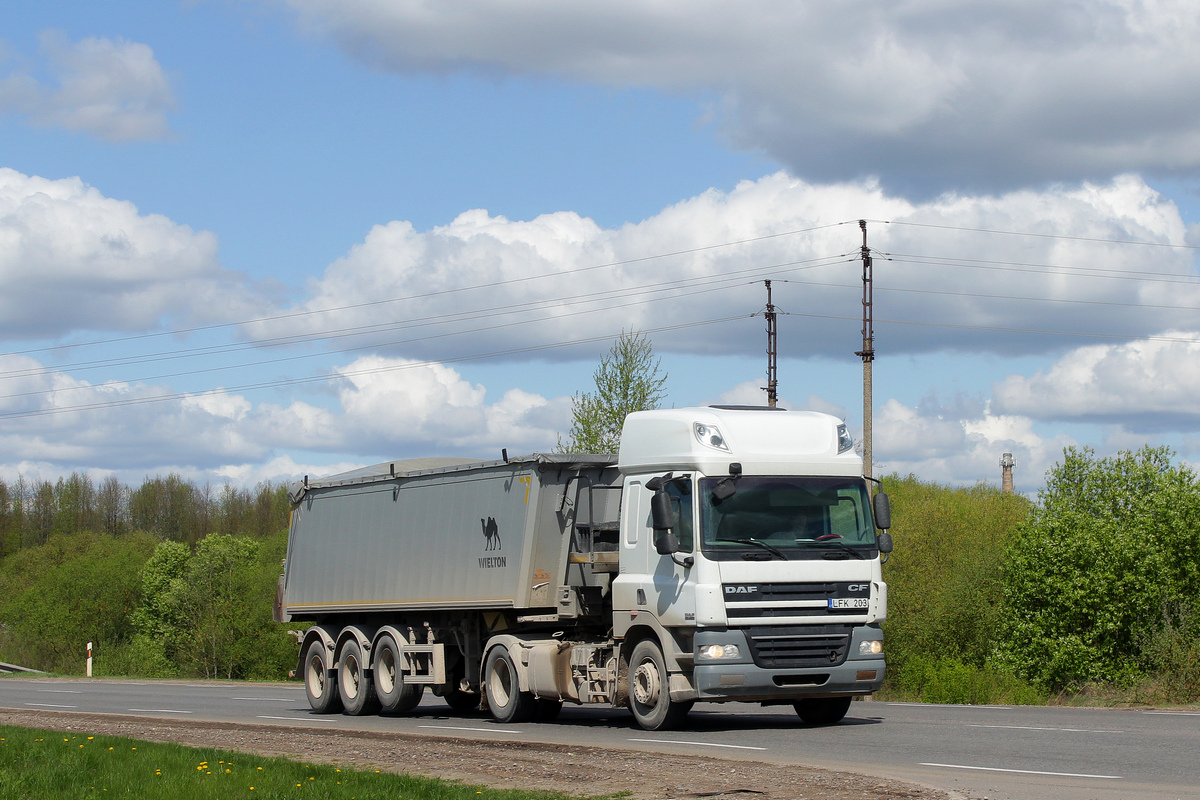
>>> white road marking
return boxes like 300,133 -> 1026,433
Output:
921,762 -> 1121,779
127,708 -> 192,714
25,703 -> 76,709
256,716 -> 337,723
887,702 -> 1010,709
37,689 -> 82,694
1144,711 -> 1200,716
232,697 -> 294,702
629,738 -> 767,751
967,724 -> 1124,734
418,725 -> 524,735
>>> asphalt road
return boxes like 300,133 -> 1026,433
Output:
1,677 -> 1197,800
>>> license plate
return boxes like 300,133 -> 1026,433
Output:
829,597 -> 869,610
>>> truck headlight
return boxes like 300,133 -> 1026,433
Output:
694,423 -> 730,452
837,423 -> 854,454
698,644 -> 741,660
857,639 -> 883,656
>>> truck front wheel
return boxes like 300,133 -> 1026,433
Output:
303,640 -> 342,714
373,635 -> 424,714
338,640 -> 380,716
628,639 -> 692,731
793,696 -> 852,725
484,647 -> 536,723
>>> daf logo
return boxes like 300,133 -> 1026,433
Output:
725,585 -> 758,594
847,584 -> 869,592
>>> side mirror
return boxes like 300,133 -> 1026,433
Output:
650,490 -> 673,531
876,531 -> 894,554
872,491 -> 891,530
650,490 -> 680,555
655,530 -> 681,556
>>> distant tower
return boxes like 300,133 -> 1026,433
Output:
1000,452 -> 1015,494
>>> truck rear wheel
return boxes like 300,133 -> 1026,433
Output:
338,640 -> 380,716
484,647 -> 536,723
628,639 -> 692,731
303,640 -> 342,714
373,635 -> 424,714
793,696 -> 852,725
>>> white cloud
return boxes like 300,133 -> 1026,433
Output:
0,353 -> 570,482
0,168 -> 257,337
873,396 -> 1075,491
244,171 -> 1197,366
0,32 -> 175,141
992,332 -> 1200,430
279,0 -> 1200,191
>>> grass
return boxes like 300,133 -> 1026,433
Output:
0,724 -> 588,800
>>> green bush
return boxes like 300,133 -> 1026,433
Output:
994,446 -> 1200,692
888,655 -> 1043,705
880,475 -> 1029,677
1135,603 -> 1200,704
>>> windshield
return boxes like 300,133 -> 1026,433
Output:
699,476 -> 876,560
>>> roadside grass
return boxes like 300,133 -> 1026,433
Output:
0,724 -> 588,800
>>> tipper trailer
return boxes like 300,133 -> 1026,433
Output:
278,405 -> 893,730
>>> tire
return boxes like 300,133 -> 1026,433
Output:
338,639 -> 380,716
484,647 -> 536,723
627,639 -> 693,731
793,696 -> 852,725
443,687 -> 482,713
373,635 -> 424,714
303,639 -> 342,714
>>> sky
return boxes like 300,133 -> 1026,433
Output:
3,1 -> 1200,495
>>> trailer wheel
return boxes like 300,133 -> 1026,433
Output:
373,635 -> 424,714
484,647 -> 536,723
443,688 -> 481,712
628,639 -> 692,731
793,696 -> 852,725
303,640 -> 342,714
338,640 -> 380,716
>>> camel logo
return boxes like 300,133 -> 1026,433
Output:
481,516 -> 502,551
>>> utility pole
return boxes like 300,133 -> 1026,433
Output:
854,220 -> 875,481
764,280 -> 778,408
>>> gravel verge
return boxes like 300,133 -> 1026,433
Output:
0,708 -> 958,800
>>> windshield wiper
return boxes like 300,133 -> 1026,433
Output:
820,541 -> 866,560
718,537 -> 789,560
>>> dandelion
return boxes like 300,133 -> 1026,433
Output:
257,767 -> 263,771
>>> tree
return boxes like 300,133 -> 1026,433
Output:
132,533 -> 296,679
559,330 -> 667,453
994,446 -> 1200,691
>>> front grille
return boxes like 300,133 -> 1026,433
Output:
743,624 -> 853,668
722,581 -> 869,619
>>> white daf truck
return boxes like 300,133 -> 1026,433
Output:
278,405 -> 892,730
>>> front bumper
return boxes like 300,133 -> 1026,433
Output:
691,625 -> 885,701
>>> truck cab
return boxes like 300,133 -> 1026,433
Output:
610,405 -> 889,727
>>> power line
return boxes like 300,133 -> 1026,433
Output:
869,219 -> 1200,251
3,221 -> 852,360
0,316 -> 748,421
0,252 -> 854,382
